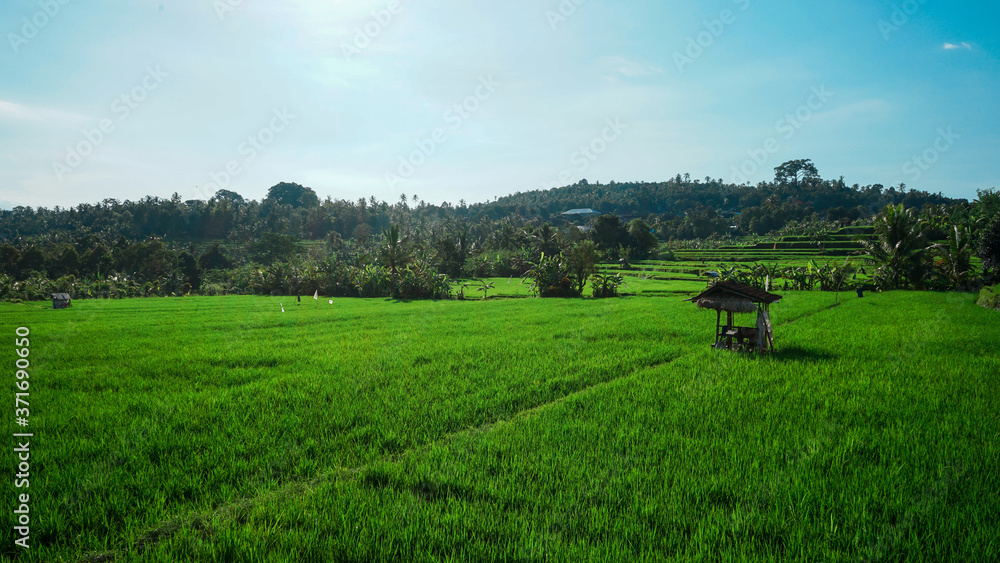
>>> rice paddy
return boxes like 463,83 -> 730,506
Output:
1,280 -> 998,561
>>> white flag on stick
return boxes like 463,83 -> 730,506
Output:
313,290 -> 318,300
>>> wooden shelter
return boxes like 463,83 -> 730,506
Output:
51,293 -> 71,309
686,281 -> 781,352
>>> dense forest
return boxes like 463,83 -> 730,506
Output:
0,160 -> 997,301
1,160 -> 961,243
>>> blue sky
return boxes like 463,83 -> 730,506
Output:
1,0 -> 997,210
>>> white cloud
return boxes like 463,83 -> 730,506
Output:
597,56 -> 663,79
0,100 -> 88,124
943,42 -> 973,50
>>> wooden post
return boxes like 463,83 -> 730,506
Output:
764,303 -> 774,350
725,311 -> 734,349
715,310 -> 721,345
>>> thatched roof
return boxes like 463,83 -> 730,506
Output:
51,293 -> 71,300
685,280 -> 781,312
693,296 -> 757,313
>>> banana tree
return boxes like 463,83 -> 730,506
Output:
827,258 -> 856,303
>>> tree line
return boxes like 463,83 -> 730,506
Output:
1,163 -> 960,244
0,162 -> 996,301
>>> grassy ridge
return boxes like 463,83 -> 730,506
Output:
2,290 -> 998,561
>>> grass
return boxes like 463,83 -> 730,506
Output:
1,288 -> 998,561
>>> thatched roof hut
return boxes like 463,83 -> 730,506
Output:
51,293 -> 71,309
689,280 -> 781,311
686,281 -> 781,352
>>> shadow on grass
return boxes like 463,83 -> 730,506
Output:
361,468 -> 526,510
769,345 -> 837,362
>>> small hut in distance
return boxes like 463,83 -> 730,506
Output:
686,280 -> 781,352
51,293 -> 71,309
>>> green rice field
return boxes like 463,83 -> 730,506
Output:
2,282 -> 998,561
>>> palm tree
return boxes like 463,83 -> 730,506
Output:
858,203 -> 927,289
531,224 -> 561,257
380,224 -> 410,275
980,216 -> 1000,281
930,224 -> 975,290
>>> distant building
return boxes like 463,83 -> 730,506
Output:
560,208 -> 600,218
51,293 -> 71,309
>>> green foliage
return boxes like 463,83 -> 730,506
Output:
627,218 -> 658,256
254,233 -> 301,266
462,249 -> 529,278
0,242 -> 20,273
590,215 -> 659,259
47,244 -> 80,278
974,188 -> 1000,225
17,245 -> 45,278
265,181 -> 320,208
523,253 -> 578,297
782,265 -> 818,291
177,251 -> 201,292
391,261 -> 451,300
930,225 -> 976,289
590,272 -> 624,298
240,259 -> 449,300
563,240 -> 598,294
198,243 -> 232,270
825,258 -> 857,300
475,280 -> 495,299
432,229 -> 469,278
0,169 -> 964,248
379,224 -> 410,275
0,176 -> 989,301
81,243 -> 113,277
213,188 -> 245,204
773,158 -> 820,187
590,214 -> 628,254
979,216 -> 1000,279
978,284 -> 1000,310
529,223 -> 563,258
859,203 -> 928,290
713,264 -> 752,285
